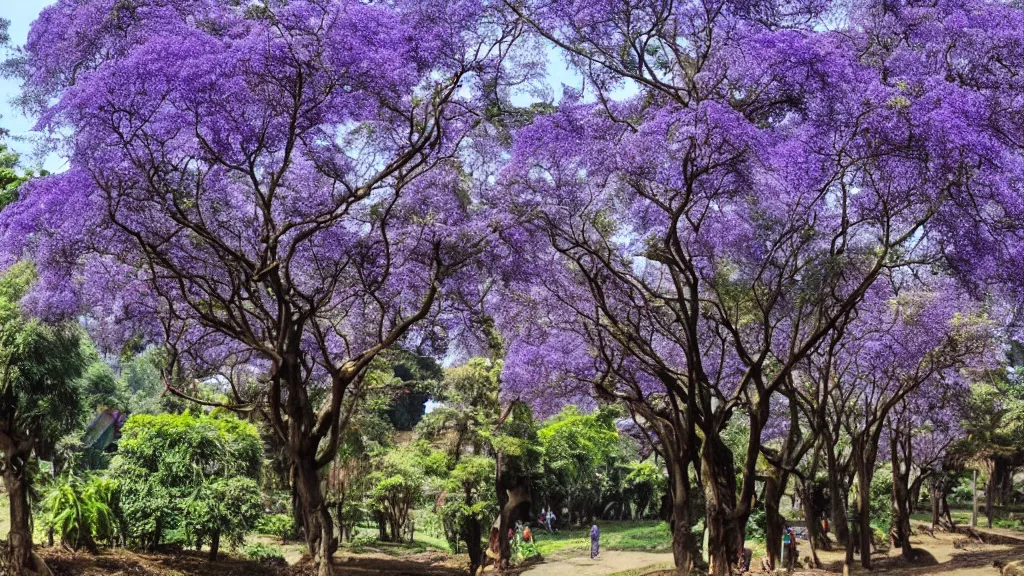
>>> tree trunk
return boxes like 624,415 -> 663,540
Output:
465,517 -> 483,576
666,453 -> 698,576
208,530 -> 221,561
764,470 -> 787,571
295,457 -> 336,576
823,430 -> 853,574
930,483 -> 940,529
985,467 -> 994,529
494,452 -> 511,570
971,469 -> 978,528
701,435 -> 742,576
5,465 -> 35,574
855,455 -> 873,569
801,479 -> 824,568
890,450 -> 913,559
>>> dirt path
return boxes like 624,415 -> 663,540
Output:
515,551 -> 674,576
512,527 -> 1024,576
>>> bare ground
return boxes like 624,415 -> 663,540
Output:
517,527 -> 1024,576
26,525 -> 1024,575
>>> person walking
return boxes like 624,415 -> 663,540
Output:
590,524 -> 600,559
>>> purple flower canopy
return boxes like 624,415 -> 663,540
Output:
0,0 -> 1022,411
493,0 -> 1024,415
1,0 -> 537,381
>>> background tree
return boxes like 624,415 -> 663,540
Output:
3,1 -> 533,573
439,455 -> 496,576
0,262 -> 85,574
185,476 -> 264,561
111,412 -> 262,554
368,446 -> 426,543
499,0 -> 1024,572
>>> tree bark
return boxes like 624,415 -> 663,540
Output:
970,469 -> 978,528
208,530 -> 221,561
823,428 -> 853,574
800,479 -> 824,568
295,456 -> 336,576
764,470 -> 787,571
5,465 -> 34,574
853,444 -> 874,570
666,452 -> 698,576
701,434 -> 742,576
985,466 -> 994,529
889,434 -> 913,559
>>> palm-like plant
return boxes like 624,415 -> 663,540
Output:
41,474 -> 118,553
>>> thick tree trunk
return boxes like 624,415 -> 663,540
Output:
701,435 -> 742,576
854,455 -> 873,569
908,475 -> 925,516
465,517 -> 483,576
666,453 -> 698,576
823,430 -> 853,574
764,471 -> 787,571
890,456 -> 913,558
5,466 -> 35,574
208,530 -> 221,561
295,457 -> 336,576
801,480 -> 824,568
888,432 -> 913,557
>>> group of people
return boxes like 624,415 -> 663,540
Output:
537,508 -> 557,533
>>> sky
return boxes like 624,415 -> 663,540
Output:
2,0 -> 57,170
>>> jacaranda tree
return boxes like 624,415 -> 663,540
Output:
1,0 -> 532,573
498,0 -> 1024,574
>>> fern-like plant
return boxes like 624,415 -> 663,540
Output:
41,474 -> 119,553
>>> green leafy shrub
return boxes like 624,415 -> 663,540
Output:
185,477 -> 263,559
254,513 -> 297,542
745,504 -> 767,542
243,543 -> 286,565
41,474 -> 119,551
111,411 -> 263,554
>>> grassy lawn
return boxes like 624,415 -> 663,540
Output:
333,524 -> 453,556
910,508 -> 1024,532
532,521 -> 673,556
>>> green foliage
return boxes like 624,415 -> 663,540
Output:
243,543 -> 285,563
184,476 -> 263,551
111,411 -> 263,550
623,462 -> 667,520
745,503 -> 768,542
121,349 -> 168,415
438,456 -> 496,553
369,446 -> 425,540
0,143 -> 28,211
254,513 -> 297,541
78,348 -> 128,415
417,358 -> 501,458
869,469 -> 894,535
41,474 -> 119,550
535,406 -> 631,521
0,261 -> 86,454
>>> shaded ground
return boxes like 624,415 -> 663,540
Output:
16,522 -> 1024,575
39,547 -> 285,576
516,525 -> 1024,576
515,551 -> 673,576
